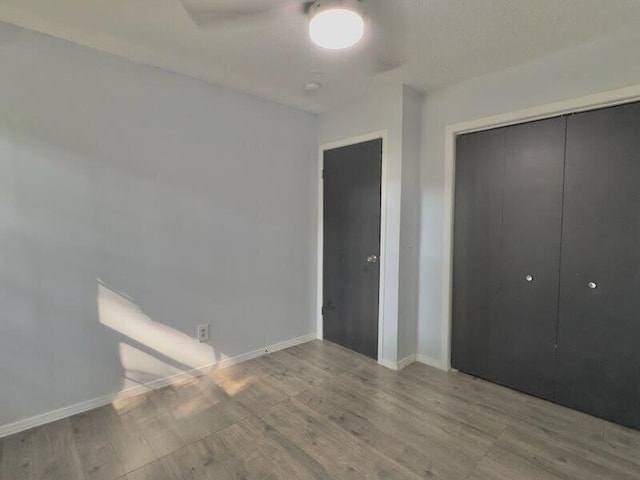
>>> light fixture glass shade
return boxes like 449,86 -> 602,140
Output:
309,7 -> 364,50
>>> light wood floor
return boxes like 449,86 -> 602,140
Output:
1,340 -> 639,480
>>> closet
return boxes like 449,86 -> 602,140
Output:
452,101 -> 640,430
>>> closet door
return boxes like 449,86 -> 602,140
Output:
556,102 -> 640,429
452,128 -> 504,380
452,118 -> 565,399
494,118 -> 565,399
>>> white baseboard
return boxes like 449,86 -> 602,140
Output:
415,354 -> 446,370
397,354 -> 416,370
266,333 -> 317,354
378,354 -> 416,371
378,358 -> 398,370
0,333 -> 316,439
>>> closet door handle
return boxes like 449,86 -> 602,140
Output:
588,281 -> 597,289
525,274 -> 534,282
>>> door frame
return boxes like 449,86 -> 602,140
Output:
317,130 -> 388,363
441,84 -> 640,371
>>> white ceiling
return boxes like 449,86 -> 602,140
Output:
1,0 -> 639,112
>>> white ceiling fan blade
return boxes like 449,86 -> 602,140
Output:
365,3 -> 409,74
0,22 -> 19,47
370,38 -> 407,73
180,0 -> 300,28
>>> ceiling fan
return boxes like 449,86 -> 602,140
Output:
179,0 -> 406,73
0,22 -> 18,47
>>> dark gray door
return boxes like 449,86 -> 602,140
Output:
556,102 -> 640,429
452,117 -> 565,399
323,139 -> 382,359
452,128 -> 505,380
495,118 -> 566,399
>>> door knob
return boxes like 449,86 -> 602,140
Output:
366,254 -> 378,264
588,282 -> 597,289
525,274 -> 534,282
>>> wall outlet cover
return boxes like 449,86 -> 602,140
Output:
197,324 -> 209,343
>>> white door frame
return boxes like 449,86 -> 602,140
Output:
440,84 -> 640,370
317,130 -> 388,363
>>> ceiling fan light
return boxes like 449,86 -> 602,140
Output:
309,3 -> 364,50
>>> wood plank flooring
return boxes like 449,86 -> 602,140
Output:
1,339 -> 639,479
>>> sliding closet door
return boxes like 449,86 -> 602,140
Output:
452,118 -> 565,399
556,102 -> 640,429
494,118 -> 565,399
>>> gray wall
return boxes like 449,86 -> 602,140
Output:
417,29 -> 640,364
0,22 -> 317,428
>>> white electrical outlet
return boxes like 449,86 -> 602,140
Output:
197,324 -> 209,343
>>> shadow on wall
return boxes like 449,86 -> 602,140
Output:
97,280 -> 220,391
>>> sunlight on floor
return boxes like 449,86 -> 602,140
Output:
218,377 -> 255,396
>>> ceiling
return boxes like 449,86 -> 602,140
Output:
1,0 -> 639,112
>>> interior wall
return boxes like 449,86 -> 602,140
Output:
417,29 -> 640,366
0,22 -> 317,429
397,86 -> 422,362
317,85 -> 422,368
